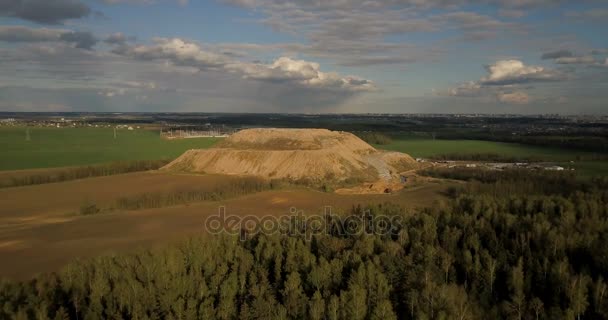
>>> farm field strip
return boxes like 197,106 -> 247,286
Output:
374,136 -> 607,177
374,136 -> 597,160
0,127 -> 221,170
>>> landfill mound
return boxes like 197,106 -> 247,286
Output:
163,128 -> 417,184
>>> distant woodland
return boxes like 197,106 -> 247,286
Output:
1,170 -> 607,319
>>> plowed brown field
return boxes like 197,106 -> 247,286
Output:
0,171 -> 451,279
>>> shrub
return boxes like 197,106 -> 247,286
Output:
355,132 -> 392,145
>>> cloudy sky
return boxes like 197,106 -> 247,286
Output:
0,0 -> 607,114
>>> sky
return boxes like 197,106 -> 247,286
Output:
0,0 -> 607,114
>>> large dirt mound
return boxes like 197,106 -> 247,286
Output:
163,128 -> 416,183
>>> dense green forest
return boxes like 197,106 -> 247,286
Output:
1,170 -> 607,319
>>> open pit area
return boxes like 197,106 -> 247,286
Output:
163,128 -> 419,193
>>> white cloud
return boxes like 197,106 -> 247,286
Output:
480,60 -> 562,85
448,60 -> 564,103
119,38 -> 229,69
118,38 -> 374,92
98,88 -> 126,97
497,91 -> 529,104
448,81 -> 482,97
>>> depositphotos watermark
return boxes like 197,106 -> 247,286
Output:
204,206 -> 404,241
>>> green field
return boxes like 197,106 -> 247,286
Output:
0,127 -> 221,170
374,136 -> 592,160
1,128 -> 606,177
374,135 -> 608,177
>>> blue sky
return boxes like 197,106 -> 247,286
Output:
0,0 -> 607,114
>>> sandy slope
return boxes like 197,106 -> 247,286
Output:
163,128 -> 416,182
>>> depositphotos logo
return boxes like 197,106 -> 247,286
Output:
204,206 -> 403,241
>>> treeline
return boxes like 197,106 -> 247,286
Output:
1,171 -> 608,319
114,177 -> 274,211
355,132 -> 392,145
504,135 -> 608,154
420,167 -> 608,197
76,176 -> 362,216
433,131 -> 608,154
0,160 -> 170,188
429,152 -> 541,163
79,177 -> 335,214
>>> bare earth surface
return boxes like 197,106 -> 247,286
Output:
163,128 -> 417,183
0,171 -> 451,280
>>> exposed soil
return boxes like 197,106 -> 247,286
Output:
163,128 -> 417,188
0,172 -> 453,279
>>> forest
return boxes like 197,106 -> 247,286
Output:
1,170 -> 607,319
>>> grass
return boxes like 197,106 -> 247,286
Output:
0,127 -> 222,170
570,161 -> 608,178
373,135 -> 596,161
374,135 -> 608,177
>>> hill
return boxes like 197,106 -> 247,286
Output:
163,128 -> 417,185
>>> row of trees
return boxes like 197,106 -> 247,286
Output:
1,171 -> 607,319
428,153 -> 542,163
355,132 -> 393,145
114,177 -> 273,211
0,160 -> 170,188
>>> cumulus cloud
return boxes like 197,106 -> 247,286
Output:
0,0 -> 90,24
480,60 -> 563,85
117,38 -> 374,92
497,91 -> 529,104
117,38 -> 229,69
448,81 -> 482,97
447,60 -> 563,104
541,49 -> 573,60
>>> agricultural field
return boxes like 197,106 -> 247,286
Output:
374,134 -> 595,160
0,127 -> 221,170
0,171 -> 452,279
374,135 -> 608,177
